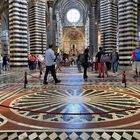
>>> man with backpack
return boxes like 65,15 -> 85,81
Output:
79,48 -> 89,81
132,46 -> 140,77
110,48 -> 119,75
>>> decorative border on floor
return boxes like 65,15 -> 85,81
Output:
0,130 -> 140,140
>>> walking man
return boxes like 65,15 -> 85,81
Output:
43,45 -> 61,84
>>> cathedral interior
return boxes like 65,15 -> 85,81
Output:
0,0 -> 140,140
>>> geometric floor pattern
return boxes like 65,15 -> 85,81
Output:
0,131 -> 140,140
0,66 -> 140,139
3,85 -> 139,129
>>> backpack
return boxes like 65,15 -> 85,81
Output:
135,50 -> 140,60
100,54 -> 105,62
79,54 -> 85,63
110,52 -> 119,62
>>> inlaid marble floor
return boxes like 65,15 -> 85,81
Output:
0,66 -> 140,140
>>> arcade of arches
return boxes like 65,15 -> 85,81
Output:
0,0 -> 139,67
0,0 -> 140,140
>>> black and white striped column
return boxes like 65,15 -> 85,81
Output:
56,11 -> 63,49
89,6 -> 96,56
9,0 -> 28,67
47,0 -> 54,45
118,0 -> 137,66
138,1 -> 140,46
29,0 -> 47,55
0,21 -> 2,54
85,17 -> 89,47
100,0 -> 117,53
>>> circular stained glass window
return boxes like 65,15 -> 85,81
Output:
66,9 -> 80,23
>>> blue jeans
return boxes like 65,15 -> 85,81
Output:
112,61 -> 119,73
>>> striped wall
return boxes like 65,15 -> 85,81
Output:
89,6 -> 96,56
56,11 -> 63,49
0,21 -> 2,54
9,0 -> 28,67
137,1 -> 140,47
94,1 -> 99,54
118,0 -> 137,66
29,0 -> 47,55
47,1 -> 53,46
100,0 -> 117,53
85,16 -> 89,48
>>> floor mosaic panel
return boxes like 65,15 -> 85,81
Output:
0,67 -> 140,139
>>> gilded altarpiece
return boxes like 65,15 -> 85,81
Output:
62,27 -> 85,57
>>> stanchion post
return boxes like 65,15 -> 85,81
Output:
24,71 -> 28,88
122,71 -> 126,88
39,64 -> 43,78
40,67 -> 42,78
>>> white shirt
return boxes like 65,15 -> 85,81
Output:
38,54 -> 44,62
0,55 -> 3,63
44,48 -> 56,66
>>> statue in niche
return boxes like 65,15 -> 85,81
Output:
69,44 -> 78,56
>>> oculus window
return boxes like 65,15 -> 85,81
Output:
66,9 -> 80,23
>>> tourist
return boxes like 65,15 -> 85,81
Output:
2,55 -> 7,71
104,53 -> 111,77
28,54 -> 35,70
81,48 -> 89,81
55,53 -> 61,72
43,45 -> 61,84
96,47 -> 105,78
77,53 -> 82,72
110,48 -> 119,75
132,46 -> 140,77
0,54 -> 3,74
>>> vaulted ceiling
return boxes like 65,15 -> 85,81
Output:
53,0 -> 98,26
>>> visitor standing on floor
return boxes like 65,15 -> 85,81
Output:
77,53 -> 82,72
28,54 -> 35,71
110,48 -> 119,75
104,53 -> 111,77
2,55 -> 7,71
43,45 -> 61,84
96,47 -> 105,78
0,54 -> 3,74
132,46 -> 140,77
37,54 -> 44,77
55,53 -> 61,72
81,48 -> 89,81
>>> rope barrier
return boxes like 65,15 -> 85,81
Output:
0,104 -> 140,115
27,73 -> 43,81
